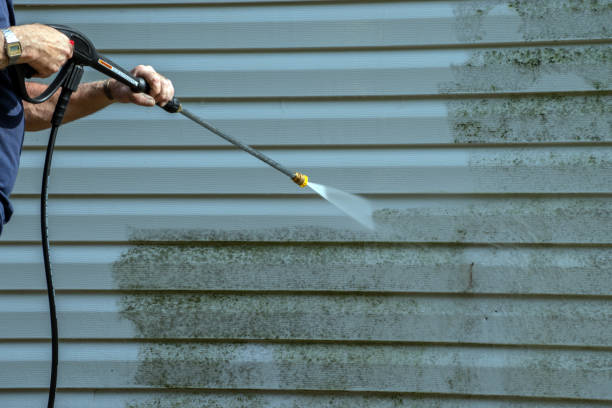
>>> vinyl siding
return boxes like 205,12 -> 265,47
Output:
2,0 -> 611,407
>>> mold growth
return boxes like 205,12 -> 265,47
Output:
126,224 -> 375,243
130,343 -> 612,398
117,291 -> 612,345
442,46 -> 611,93
125,393 -> 612,408
449,95 -> 612,144
509,0 -> 612,41
469,149 -> 612,194
117,293 -> 424,342
132,343 -> 433,392
374,198 -> 611,244
454,0 -> 612,42
112,243 -> 470,291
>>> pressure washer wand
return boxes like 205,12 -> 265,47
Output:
179,107 -> 309,188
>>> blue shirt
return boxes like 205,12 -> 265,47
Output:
0,0 -> 24,236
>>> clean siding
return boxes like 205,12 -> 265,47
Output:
2,1 -> 611,407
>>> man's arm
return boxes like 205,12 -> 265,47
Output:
23,80 -> 113,131
23,65 -> 175,131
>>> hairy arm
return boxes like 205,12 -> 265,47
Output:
23,80 -> 113,131
23,65 -> 173,131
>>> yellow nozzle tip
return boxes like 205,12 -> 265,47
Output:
292,172 -> 308,188
300,174 -> 308,188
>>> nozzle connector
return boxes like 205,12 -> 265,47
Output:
292,172 -> 308,188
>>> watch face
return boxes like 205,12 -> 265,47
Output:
7,43 -> 21,57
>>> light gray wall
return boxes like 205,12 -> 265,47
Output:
1,0 -> 611,406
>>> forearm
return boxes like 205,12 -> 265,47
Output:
23,80 -> 114,131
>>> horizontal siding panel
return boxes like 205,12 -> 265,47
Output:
2,294 -> 611,347
3,197 -> 611,243
2,245 -> 610,296
15,3 -> 503,50
13,147 -> 612,195
2,392 -> 609,408
67,45 -> 610,98
23,95 -> 612,147
1,342 -> 610,399
16,1 -> 611,49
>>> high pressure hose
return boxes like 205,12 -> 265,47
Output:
40,64 -> 84,408
41,124 -> 60,408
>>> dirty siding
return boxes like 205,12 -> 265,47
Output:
1,0 -> 611,406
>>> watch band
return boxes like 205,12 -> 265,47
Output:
2,28 -> 22,65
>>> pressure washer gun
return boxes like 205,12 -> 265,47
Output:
10,24 -> 181,112
9,24 -> 308,187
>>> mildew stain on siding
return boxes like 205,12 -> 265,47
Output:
113,244 -> 610,295
117,292 -> 612,345
126,392 -> 611,408
449,95 -> 612,144
449,1 -> 611,145
112,244 -> 471,292
455,0 -> 612,42
126,343 -> 612,398
442,45 -> 610,93
469,149 -> 611,193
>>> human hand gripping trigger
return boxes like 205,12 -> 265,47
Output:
104,64 -> 175,107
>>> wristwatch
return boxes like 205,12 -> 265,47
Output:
2,28 -> 22,65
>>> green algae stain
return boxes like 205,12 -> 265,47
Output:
111,243 -> 468,292
449,95 -> 612,144
118,292 -> 425,342
449,0 -> 612,95
443,45 -> 611,93
509,0 -> 612,40
455,0 -> 612,42
126,393 -> 266,408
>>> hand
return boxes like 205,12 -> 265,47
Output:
12,24 -> 73,77
107,65 -> 175,107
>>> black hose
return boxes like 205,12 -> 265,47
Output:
40,63 -> 82,408
41,124 -> 60,408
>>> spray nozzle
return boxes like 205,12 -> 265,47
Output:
292,172 -> 309,188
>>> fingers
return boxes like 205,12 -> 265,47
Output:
159,76 -> 175,107
130,65 -> 174,107
13,24 -> 73,78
